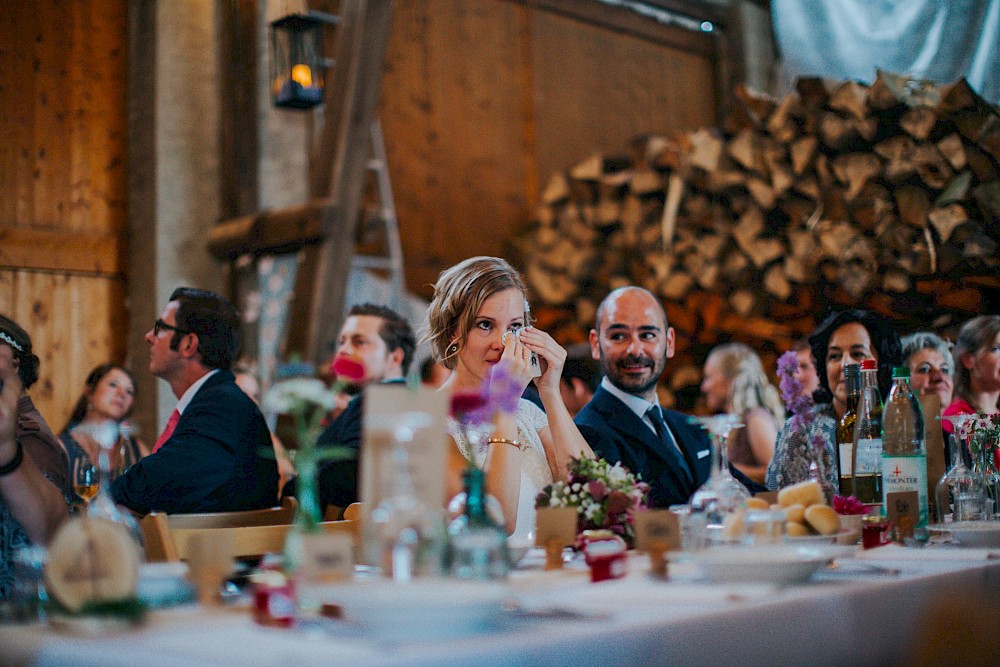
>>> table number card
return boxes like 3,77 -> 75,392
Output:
920,394 -> 945,513
535,507 -> 578,570
360,384 -> 448,567
634,510 -> 679,552
886,491 -> 919,540
634,510 -> 679,578
300,532 -> 354,583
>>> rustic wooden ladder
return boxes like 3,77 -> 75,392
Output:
208,0 -> 397,370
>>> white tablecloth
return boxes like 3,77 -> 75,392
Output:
3,547 -> 999,667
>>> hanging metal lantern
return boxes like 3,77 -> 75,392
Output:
269,11 -> 338,110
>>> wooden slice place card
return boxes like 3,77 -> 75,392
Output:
534,506 -> 578,570
634,510 -> 679,579
44,517 -> 141,613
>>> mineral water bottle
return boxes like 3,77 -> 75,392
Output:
852,359 -> 883,506
881,367 -> 928,528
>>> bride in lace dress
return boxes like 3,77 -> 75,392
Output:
425,256 -> 594,538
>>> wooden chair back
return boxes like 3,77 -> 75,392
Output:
165,496 -> 297,529
141,513 -> 360,562
343,502 -> 363,522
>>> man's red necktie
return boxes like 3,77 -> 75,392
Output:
152,409 -> 181,453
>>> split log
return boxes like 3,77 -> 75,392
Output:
929,204 -> 969,243
832,152 -> 883,199
900,107 -> 939,141
828,80 -> 869,121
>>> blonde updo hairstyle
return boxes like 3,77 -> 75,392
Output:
706,342 -> 785,429
425,256 -> 532,370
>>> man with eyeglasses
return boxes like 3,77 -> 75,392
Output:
110,287 -> 278,514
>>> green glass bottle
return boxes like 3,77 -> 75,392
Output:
447,466 -> 509,580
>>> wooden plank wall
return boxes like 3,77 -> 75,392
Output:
0,0 -> 128,429
379,0 -> 720,299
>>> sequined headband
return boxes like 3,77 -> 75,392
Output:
0,331 -> 24,352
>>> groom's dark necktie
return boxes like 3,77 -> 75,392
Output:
646,406 -> 693,484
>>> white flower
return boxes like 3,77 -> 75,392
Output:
607,463 -> 627,484
571,483 -> 581,492
262,378 -> 336,414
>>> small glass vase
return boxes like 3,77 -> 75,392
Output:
934,431 -> 986,523
970,432 -> 1000,520
447,466 -> 509,580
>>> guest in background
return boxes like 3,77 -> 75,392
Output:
110,288 -> 278,514
300,303 -> 415,513
766,309 -> 902,493
559,342 -> 600,418
234,366 -> 296,497
59,364 -> 148,505
901,332 -> 954,409
791,339 -> 820,399
944,315 -> 1000,418
574,287 -> 763,509
420,357 -> 450,389
0,315 -> 69,599
700,342 -> 784,484
426,256 -> 592,537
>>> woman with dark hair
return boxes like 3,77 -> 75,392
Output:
58,363 -> 149,504
0,314 -> 69,599
944,315 -> 1000,419
766,309 -> 902,493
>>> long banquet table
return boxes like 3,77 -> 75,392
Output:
3,543 -> 1000,667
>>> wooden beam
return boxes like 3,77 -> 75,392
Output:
206,199 -> 332,260
304,0 -> 395,365
0,227 -> 121,275
218,0 -> 259,220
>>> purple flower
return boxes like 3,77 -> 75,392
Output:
777,351 -> 812,416
486,363 -> 522,415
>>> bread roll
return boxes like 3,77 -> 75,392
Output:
746,497 -> 770,510
804,504 -> 840,535
783,503 -> 805,524
722,511 -> 745,541
785,521 -> 810,537
777,480 -> 824,508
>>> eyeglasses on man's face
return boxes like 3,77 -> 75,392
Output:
153,319 -> 189,337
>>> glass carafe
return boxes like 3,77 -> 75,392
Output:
369,412 -> 435,581
79,421 -> 141,539
689,414 -> 749,544
935,414 -> 986,522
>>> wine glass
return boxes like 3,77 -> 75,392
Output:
72,456 -> 100,509
689,414 -> 750,545
935,414 -> 986,523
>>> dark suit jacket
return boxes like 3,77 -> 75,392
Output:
111,370 -> 279,514
575,386 -> 764,508
310,377 -> 406,510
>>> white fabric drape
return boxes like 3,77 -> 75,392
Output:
772,0 -> 1000,103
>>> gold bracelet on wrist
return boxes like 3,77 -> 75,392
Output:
487,437 -> 526,452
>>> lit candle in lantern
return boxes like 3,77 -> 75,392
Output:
291,64 -> 313,88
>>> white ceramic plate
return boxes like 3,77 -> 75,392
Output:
929,521 -> 1000,548
673,545 -> 845,585
319,580 -> 509,640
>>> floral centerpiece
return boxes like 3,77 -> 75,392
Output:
776,350 -> 836,502
535,457 -> 649,548
958,412 -> 1000,508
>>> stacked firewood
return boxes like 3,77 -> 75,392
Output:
512,72 -> 999,386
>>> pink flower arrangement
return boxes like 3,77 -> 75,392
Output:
833,494 -> 868,516
536,456 -> 649,547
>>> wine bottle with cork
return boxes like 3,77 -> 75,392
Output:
836,363 -> 861,497
852,359 -> 883,507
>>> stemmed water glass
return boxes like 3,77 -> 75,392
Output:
935,414 -> 986,523
688,414 -> 749,545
